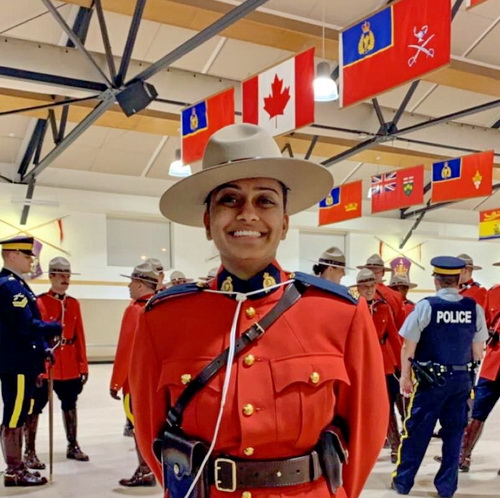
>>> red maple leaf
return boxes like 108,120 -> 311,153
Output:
263,74 -> 291,125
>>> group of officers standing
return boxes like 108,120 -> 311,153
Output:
0,123 -> 499,498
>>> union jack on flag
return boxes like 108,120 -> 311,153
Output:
371,172 -> 397,196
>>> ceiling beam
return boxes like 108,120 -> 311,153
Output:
62,0 -> 500,98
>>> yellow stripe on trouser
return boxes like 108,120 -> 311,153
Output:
123,393 -> 135,427
392,380 -> 420,477
9,374 -> 25,428
28,398 -> 35,415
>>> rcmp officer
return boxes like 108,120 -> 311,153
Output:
129,123 -> 389,498
312,246 -> 349,284
110,262 -> 160,487
389,274 -> 418,318
459,260 -> 500,474
0,237 -> 61,486
457,253 -> 487,309
392,256 -> 488,498
357,254 -> 406,329
165,270 -> 193,288
354,269 -> 402,463
27,257 -> 89,467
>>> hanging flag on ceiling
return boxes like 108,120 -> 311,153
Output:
181,87 -> 235,165
319,180 -> 362,226
431,150 -> 494,203
479,208 -> 500,240
339,0 -> 451,108
242,48 -> 315,136
468,0 -> 492,9
371,164 -> 424,214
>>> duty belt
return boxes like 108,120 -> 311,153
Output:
60,337 -> 75,345
434,362 -> 475,373
210,451 -> 323,492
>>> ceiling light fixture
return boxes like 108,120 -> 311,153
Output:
313,0 -> 338,102
169,149 -> 192,178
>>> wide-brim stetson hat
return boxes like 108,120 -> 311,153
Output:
159,123 -> 334,227
121,262 -> 159,286
457,253 -> 482,270
389,274 -> 417,289
311,246 -> 355,270
48,256 -> 81,275
356,253 -> 392,271
349,269 -> 377,288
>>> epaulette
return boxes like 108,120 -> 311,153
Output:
146,282 -> 204,311
293,272 -> 357,304
0,276 -> 16,288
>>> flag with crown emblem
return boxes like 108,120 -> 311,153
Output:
181,88 -> 235,164
479,208 -> 500,240
339,0 -> 451,107
319,180 -> 362,226
371,165 -> 424,213
431,150 -> 493,203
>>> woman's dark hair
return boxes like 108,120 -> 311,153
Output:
313,263 -> 329,276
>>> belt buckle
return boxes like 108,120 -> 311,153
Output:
214,458 -> 236,492
61,338 -> 67,345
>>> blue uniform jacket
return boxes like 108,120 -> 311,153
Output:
0,268 -> 61,375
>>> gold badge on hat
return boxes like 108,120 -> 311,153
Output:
221,276 -> 233,292
263,272 -> 276,290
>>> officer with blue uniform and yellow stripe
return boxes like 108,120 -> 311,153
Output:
391,256 -> 488,498
0,236 -> 61,487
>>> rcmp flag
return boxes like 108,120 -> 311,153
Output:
319,180 -> 362,226
181,88 -> 235,164
479,208 -> 500,240
339,0 -> 451,107
431,150 -> 494,203
371,165 -> 424,214
242,48 -> 315,136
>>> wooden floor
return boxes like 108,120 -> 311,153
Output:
1,364 -> 499,497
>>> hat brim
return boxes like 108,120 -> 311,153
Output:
356,264 -> 392,272
468,265 -> 482,270
120,274 -> 158,285
49,270 -> 81,275
310,259 -> 354,270
389,282 -> 418,289
159,157 -> 334,227
493,262 -> 500,267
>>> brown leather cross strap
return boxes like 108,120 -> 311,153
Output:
166,280 -> 307,428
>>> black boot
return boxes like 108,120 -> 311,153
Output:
23,414 -> 46,470
62,409 -> 89,461
387,411 -> 401,464
459,418 -> 484,472
119,436 -> 156,487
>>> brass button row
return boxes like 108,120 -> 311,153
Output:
242,403 -> 254,416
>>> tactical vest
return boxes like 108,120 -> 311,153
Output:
415,296 -> 476,365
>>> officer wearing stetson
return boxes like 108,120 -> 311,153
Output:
110,262 -> 160,487
389,274 -> 418,318
27,257 -> 89,468
145,258 -> 165,291
392,256 -> 488,498
0,237 -> 61,486
457,253 -> 487,309
312,246 -> 350,284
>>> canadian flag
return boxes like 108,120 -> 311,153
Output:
242,48 -> 315,136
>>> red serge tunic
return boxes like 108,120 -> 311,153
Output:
376,283 -> 406,329
37,291 -> 88,380
403,300 -> 415,318
110,294 -> 153,394
479,285 -> 500,381
459,279 -> 487,309
129,264 -> 388,498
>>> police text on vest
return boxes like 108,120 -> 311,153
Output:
436,311 -> 472,324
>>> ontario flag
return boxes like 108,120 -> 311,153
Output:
319,180 -> 362,226
431,150 -> 494,203
339,0 -> 450,107
242,48 -> 315,136
371,165 -> 424,214
181,88 -> 235,164
479,208 -> 500,240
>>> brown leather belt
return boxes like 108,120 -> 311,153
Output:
60,337 -> 75,345
209,451 -> 322,492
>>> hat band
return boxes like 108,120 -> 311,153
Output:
2,243 -> 34,251
210,156 -> 259,168
433,266 -> 462,275
358,278 -> 376,284
320,259 -> 345,267
132,272 -> 158,284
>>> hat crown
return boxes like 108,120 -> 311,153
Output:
202,124 -> 282,171
356,268 -> 376,284
319,246 -> 345,263
457,253 -> 473,266
169,270 -> 186,281
390,274 -> 410,286
366,254 -> 385,267
145,257 -> 164,272
49,257 -> 71,273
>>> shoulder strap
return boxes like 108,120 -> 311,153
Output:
167,280 -> 307,428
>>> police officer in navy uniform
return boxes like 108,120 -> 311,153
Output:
391,256 -> 488,498
0,236 -> 61,486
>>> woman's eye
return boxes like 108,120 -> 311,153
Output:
217,194 -> 238,205
259,197 -> 276,206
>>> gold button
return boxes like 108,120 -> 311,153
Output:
242,404 -> 254,416
242,492 -> 252,498
243,447 -> 254,456
245,307 -> 256,318
244,354 -> 255,366
310,372 -> 320,384
181,374 -> 192,385
173,463 -> 180,476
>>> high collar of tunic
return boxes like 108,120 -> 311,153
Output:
216,261 -> 283,300
48,289 -> 66,300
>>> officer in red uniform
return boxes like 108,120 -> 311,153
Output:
27,258 -> 89,467
354,269 -> 402,463
312,247 -> 350,285
389,274 -> 417,318
357,255 -> 406,329
459,260 -> 500,474
129,123 -> 388,498
457,254 -> 487,309
110,262 -> 159,487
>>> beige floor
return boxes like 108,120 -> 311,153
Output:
1,364 -> 498,497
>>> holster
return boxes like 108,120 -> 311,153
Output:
317,425 -> 348,494
153,426 -> 209,498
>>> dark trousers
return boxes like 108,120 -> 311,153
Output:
393,373 -> 471,498
31,378 -> 83,414
471,374 -> 500,421
1,374 -> 37,427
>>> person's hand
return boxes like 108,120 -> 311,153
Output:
400,375 -> 414,398
110,389 -> 120,400
80,373 -> 89,385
